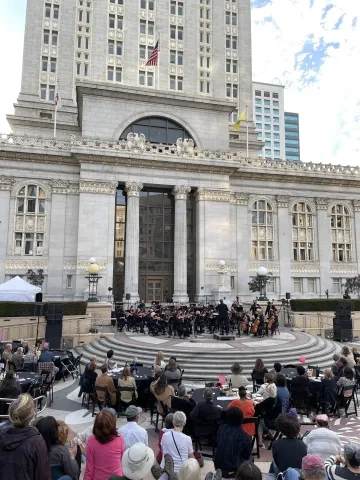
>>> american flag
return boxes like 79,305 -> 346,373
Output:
146,40 -> 160,66
54,92 -> 59,106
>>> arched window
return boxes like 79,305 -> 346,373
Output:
120,116 -> 194,145
292,202 -> 314,261
251,200 -> 273,260
14,185 -> 46,256
331,204 -> 351,262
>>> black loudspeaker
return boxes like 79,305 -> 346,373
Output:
35,292 -> 43,303
45,304 -> 64,349
34,303 -> 43,317
340,329 -> 353,342
340,319 -> 353,330
286,292 -> 291,300
125,293 -> 131,300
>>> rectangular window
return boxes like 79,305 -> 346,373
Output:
51,31 -> 58,46
255,115 -> 262,121
264,99 -> 270,106
332,278 -> 342,294
66,275 -> 73,289
109,14 -> 115,28
255,90 -> 261,96
265,149 -> 271,155
53,5 -> 59,19
273,101 -> 279,106
86,10 -> 91,24
107,66 -> 114,81
43,30 -> 50,44
25,233 -> 34,255
273,92 -> 279,98
76,63 -> 81,75
45,4 -> 51,17
307,278 -> 315,293
85,37 -> 89,49
264,91 -> 270,97
50,58 -> 56,73
49,85 -> 55,101
139,71 -> 154,87
273,108 -> 279,115
293,278 -> 302,294
42,57 -> 48,72
108,39 -> 114,55
116,42 -> 123,56
255,107 -> 262,113
231,276 -> 235,290
255,98 -> 261,105
115,67 -> 122,82
84,63 -> 89,76
40,84 -> 47,100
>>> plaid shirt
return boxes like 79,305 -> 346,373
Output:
37,362 -> 56,382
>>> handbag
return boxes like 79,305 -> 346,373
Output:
171,432 -> 204,468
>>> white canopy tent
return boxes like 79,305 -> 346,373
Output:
0,276 -> 41,302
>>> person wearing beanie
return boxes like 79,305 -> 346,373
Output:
325,443 -> 360,480
118,406 -> 148,450
303,415 -> 342,461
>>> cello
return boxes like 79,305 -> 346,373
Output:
267,316 -> 275,331
250,318 -> 260,335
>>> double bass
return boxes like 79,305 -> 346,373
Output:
250,318 -> 260,335
267,316 -> 275,330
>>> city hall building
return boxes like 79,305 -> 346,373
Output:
1,0 -> 360,303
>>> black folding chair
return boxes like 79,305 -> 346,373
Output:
333,385 -> 358,418
117,386 -> 136,417
242,417 -> 261,458
92,386 -> 111,417
40,370 -> 55,406
291,388 -> 312,416
155,400 -> 169,432
251,372 -> 265,392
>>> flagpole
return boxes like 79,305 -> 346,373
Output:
54,103 -> 58,139
54,80 -> 59,139
157,33 -> 160,90
246,104 -> 249,159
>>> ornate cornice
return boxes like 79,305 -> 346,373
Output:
63,260 -> 108,270
172,185 -> 191,200
276,195 -> 291,208
195,189 -> 231,202
205,261 -> 237,273
291,263 -> 320,273
248,263 -> 280,273
0,175 -> 16,191
5,259 -> 48,270
79,181 -> 117,195
330,264 -> 358,274
125,182 -> 143,197
230,193 -> 249,205
49,180 -> 79,194
353,200 -> 360,212
316,198 -> 330,210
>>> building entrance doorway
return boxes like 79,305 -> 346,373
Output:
147,278 -> 163,303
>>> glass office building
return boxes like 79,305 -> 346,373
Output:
285,112 -> 300,161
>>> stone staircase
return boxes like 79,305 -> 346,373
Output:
74,332 -> 341,382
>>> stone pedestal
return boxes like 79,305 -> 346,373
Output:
212,287 -> 232,307
123,182 -> 143,304
172,186 -> 190,303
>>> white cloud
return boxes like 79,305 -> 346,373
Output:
251,0 -> 360,165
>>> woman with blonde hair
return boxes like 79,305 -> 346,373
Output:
178,458 -> 201,480
154,351 -> 166,370
342,346 -> 355,368
0,393 -> 51,479
118,366 -> 138,405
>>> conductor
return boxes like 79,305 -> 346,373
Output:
216,299 -> 229,335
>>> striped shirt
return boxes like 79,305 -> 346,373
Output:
325,455 -> 360,480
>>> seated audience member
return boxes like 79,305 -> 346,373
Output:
12,347 -> 24,370
118,405 -> 148,450
151,372 -> 175,415
291,365 -> 310,390
254,384 -> 282,445
0,393 -> 51,480
165,356 -> 181,371
38,343 -> 54,363
105,349 -> 117,371
227,363 -> 249,389
164,359 -> 181,384
0,371 -> 21,399
342,346 -> 355,368
303,414 -> 342,461
158,411 -> 194,473
23,347 -> 37,366
352,347 -> 360,365
271,413 -> 307,476
235,462 -> 262,480
118,366 -> 138,405
274,362 -> 282,374
95,364 -> 117,406
257,373 -> 275,399
1,343 -> 13,367
36,415 -> 79,480
301,455 -> 326,480
113,442 -> 154,480
228,386 -> 255,436
252,358 -> 268,376
84,409 -> 125,480
331,354 -> 340,377
75,407 -> 116,456
213,407 -> 252,477
154,351 -> 166,370
190,387 -> 222,438
78,356 -> 98,397
276,374 -> 290,412
156,413 -> 174,464
177,385 -> 195,403
325,443 -> 360,480
335,357 -> 348,380
337,366 -> 356,392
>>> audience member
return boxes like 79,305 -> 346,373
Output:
105,349 -> 117,371
213,407 -> 252,477
254,384 -> 282,445
151,373 -> 175,415
156,413 -> 174,464
75,407 -> 116,456
331,354 -> 340,377
118,366 -> 138,405
56,420 -> 70,446
78,356 -> 98,397
0,393 -> 51,480
271,413 -> 307,476
38,343 -> 55,363
352,348 -> 360,365
84,409 -> 125,480
291,365 -> 310,390
12,347 -> 24,370
303,414 -> 342,461
325,443 -> 360,480
190,387 -> 222,438
154,351 -> 166,370
274,362 -> 282,374
178,458 -> 201,480
301,455 -> 326,480
95,364 -> 117,406
1,343 -> 13,367
118,405 -> 148,449
337,366 -> 356,391
36,415 -> 79,480
257,373 -> 275,399
235,462 -> 262,480
0,371 -> 21,399
228,386 -> 255,436
341,346 -> 355,368
252,358 -> 268,375
118,442 -> 154,480
335,357 -> 348,380
227,363 -> 249,388
164,359 -> 181,383
178,385 -> 194,403
276,374 -> 290,412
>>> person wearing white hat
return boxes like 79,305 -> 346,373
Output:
109,442 -> 154,480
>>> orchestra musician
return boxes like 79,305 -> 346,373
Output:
216,299 -> 229,335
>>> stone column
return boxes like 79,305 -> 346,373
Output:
352,201 -> 360,271
316,198 -> 331,295
276,195 -> 292,297
172,186 -> 191,303
123,182 -> 143,304
0,176 -> 15,283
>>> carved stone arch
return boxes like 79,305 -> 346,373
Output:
112,110 -> 202,149
327,201 -> 354,218
289,198 -> 316,215
11,179 -> 51,199
248,195 -> 277,213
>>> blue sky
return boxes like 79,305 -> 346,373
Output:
0,0 -> 359,165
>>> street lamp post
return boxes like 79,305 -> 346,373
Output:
218,260 -> 226,287
257,266 -> 268,302
85,257 -> 102,302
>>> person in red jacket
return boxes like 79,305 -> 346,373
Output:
0,393 -> 51,480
